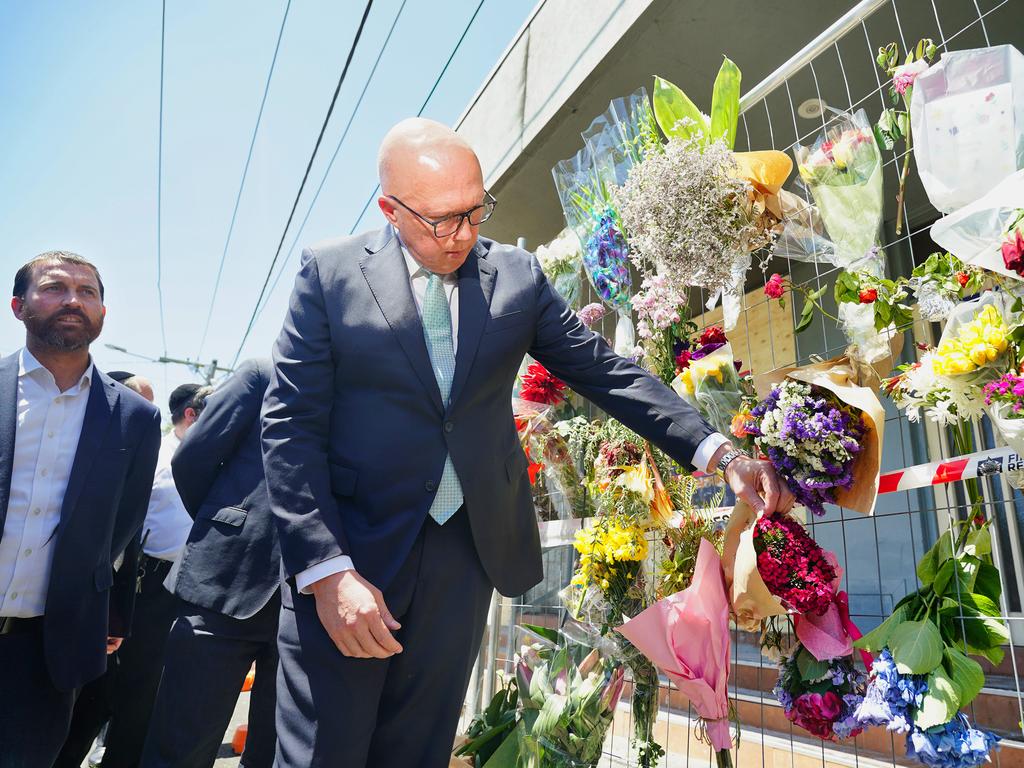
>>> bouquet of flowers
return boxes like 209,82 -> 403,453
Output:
853,650 -> 1000,767
984,373 -> 1024,467
773,643 -> 865,741
552,146 -> 635,356
795,109 -> 884,270
568,513 -> 664,767
536,229 -> 584,309
615,133 -> 755,329
514,625 -> 627,768
908,251 -> 987,322
852,520 -> 1007,766
885,352 -> 987,428
752,512 -> 837,616
671,328 -> 752,445
747,380 -> 868,516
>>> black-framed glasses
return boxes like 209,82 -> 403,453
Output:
386,192 -> 497,238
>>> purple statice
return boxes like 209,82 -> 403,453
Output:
854,648 -> 927,733
582,209 -> 631,309
747,380 -> 868,516
905,714 -> 1000,768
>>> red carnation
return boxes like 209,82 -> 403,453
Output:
699,326 -> 727,347
520,362 -> 567,405
753,513 -> 837,616
858,288 -> 877,304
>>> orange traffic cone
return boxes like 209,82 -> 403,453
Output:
242,666 -> 255,692
232,724 -> 248,755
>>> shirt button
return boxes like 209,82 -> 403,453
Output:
32,508 -> 41,516
40,468 -> 48,477
10,592 -> 17,600
47,431 -> 54,438
425,480 -> 437,493
444,421 -> 454,433
23,548 -> 32,557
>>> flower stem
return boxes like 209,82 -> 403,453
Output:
895,111 -> 913,235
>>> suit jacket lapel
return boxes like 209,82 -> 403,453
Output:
449,244 -> 496,408
0,354 -> 19,532
360,230 -> 445,414
59,369 -> 118,529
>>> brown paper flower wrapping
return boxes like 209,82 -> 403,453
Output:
721,500 -> 785,632
753,357 -> 886,516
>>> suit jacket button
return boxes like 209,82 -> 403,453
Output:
444,421 -> 454,433
425,480 -> 436,492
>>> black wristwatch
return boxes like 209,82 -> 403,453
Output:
715,448 -> 744,475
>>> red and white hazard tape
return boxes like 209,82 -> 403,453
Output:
877,446 -> 1023,494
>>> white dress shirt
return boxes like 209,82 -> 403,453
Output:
0,348 -> 92,618
141,432 -> 193,562
294,245 -> 727,592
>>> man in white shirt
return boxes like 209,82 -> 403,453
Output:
56,383 -> 210,768
0,251 -> 162,767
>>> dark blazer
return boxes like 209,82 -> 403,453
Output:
0,353 -> 162,691
261,227 -> 715,598
171,358 -> 278,620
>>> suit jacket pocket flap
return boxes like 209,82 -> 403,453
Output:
485,310 -> 527,334
94,562 -> 114,591
329,463 -> 357,497
210,506 -> 248,526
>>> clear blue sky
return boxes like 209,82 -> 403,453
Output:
0,0 -> 534,418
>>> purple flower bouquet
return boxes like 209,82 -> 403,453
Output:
747,380 -> 868,516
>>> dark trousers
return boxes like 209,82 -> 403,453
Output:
140,592 -> 280,768
274,509 -> 494,768
0,621 -> 75,768
52,555 -> 179,768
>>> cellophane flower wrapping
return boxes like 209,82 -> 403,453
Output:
671,342 -> 747,440
536,228 -> 584,309
931,292 -> 1013,388
795,109 -> 884,269
514,623 -> 627,768
931,169 -> 1024,282
911,44 -> 1024,213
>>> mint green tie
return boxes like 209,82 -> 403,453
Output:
422,272 -> 464,524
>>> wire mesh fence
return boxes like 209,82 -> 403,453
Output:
464,1 -> 1024,765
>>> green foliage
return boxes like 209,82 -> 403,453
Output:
709,57 -> 740,150
889,619 -> 944,675
653,57 -> 741,150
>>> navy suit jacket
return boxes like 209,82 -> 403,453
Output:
171,358 -> 279,619
261,227 -> 715,598
0,352 -> 162,691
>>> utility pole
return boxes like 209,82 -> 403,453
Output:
104,344 -> 233,384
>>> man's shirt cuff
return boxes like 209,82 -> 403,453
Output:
693,433 -> 730,473
296,555 -> 355,594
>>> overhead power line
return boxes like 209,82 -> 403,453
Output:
250,0 -> 411,325
252,0 -> 488,327
344,0 -> 488,238
156,0 -> 168,357
230,0 -> 375,368
196,0 -> 292,361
